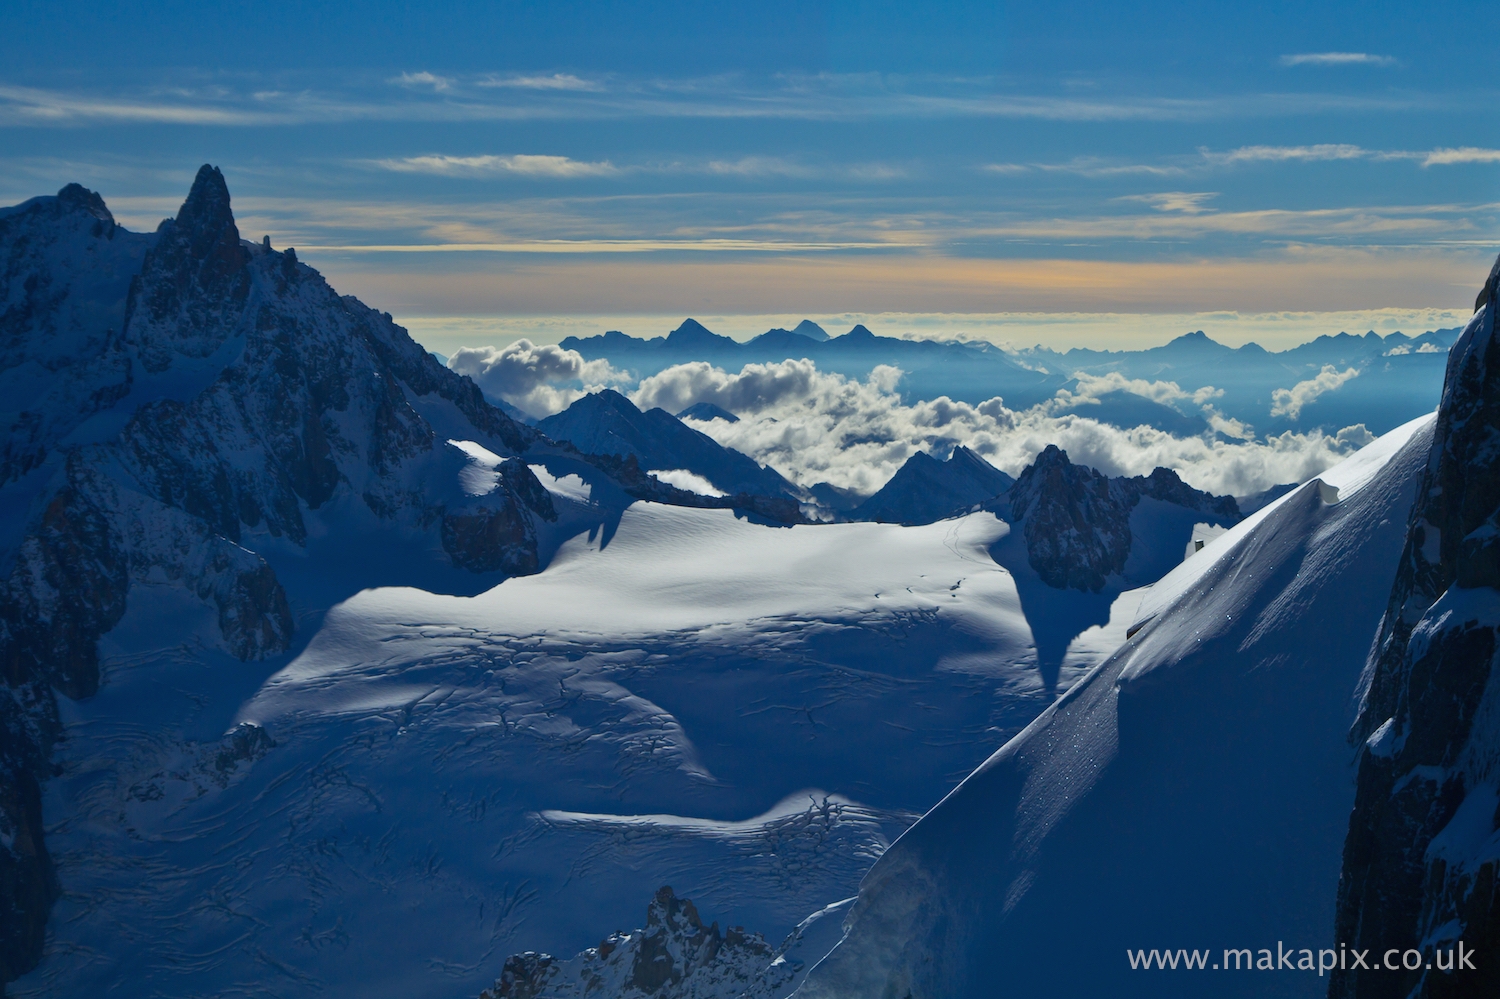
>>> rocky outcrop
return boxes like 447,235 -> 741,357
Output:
443,458 -> 557,573
478,886 -> 792,999
1005,445 -> 1240,591
1332,254 -> 1500,999
850,446 -> 1014,525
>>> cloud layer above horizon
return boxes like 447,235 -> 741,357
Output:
2,1 -> 1497,326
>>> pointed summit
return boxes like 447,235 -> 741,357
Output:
665,318 -> 738,351
178,164 -> 236,239
852,445 -> 1014,525
792,319 -> 829,341
125,164 -> 251,372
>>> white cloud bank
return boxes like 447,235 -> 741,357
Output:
1270,365 -> 1360,419
447,339 -> 626,417
629,359 -> 1371,497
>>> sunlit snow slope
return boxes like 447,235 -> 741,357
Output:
14,468 -> 1084,998
797,414 -> 1435,999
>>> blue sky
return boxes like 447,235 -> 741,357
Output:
4,1 -> 1498,347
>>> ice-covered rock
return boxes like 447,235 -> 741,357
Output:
1332,254 -> 1500,999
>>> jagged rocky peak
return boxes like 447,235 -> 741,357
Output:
0,166 -> 555,985
479,886 -> 791,999
127,164 -> 252,373
1006,445 -> 1239,591
1332,253 -> 1500,999
1008,444 -> 1133,591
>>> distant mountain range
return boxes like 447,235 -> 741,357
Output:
558,319 -> 1459,437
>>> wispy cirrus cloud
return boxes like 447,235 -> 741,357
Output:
1200,143 -> 1371,165
1420,147 -> 1500,166
373,153 -> 618,177
988,144 -> 1500,177
706,156 -> 820,178
0,84 -> 280,126
367,152 -> 907,182
1120,192 -> 1219,214
983,156 -> 1186,177
295,237 -> 922,254
705,156 -> 907,180
0,75 -> 1467,129
1280,52 -> 1398,67
391,71 -> 452,92
476,73 -> 601,91
1200,143 -> 1500,168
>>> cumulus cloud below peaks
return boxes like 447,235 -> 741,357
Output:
1270,365 -> 1359,419
1052,371 -> 1223,410
447,340 -> 627,417
643,359 -> 1364,498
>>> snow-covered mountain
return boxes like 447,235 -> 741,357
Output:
1331,256 -> 1500,999
0,165 -> 569,983
0,167 -> 817,989
5,165 -> 1472,999
537,389 -> 796,501
795,411 -> 1435,996
849,446 -> 1014,526
2,168 -> 1174,996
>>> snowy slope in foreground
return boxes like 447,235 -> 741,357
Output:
15,492 -> 1081,998
797,414 -> 1436,999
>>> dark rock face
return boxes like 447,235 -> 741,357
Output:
442,460 -> 557,573
126,165 -> 251,374
478,886 -> 787,998
1007,445 -> 1135,591
1332,254 -> 1500,999
1005,445 -> 1241,591
852,445 -> 1014,525
1128,465 -> 1240,522
0,167 -> 548,986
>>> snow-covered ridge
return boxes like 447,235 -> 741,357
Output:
1131,411 -> 1436,633
797,412 -> 1434,998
